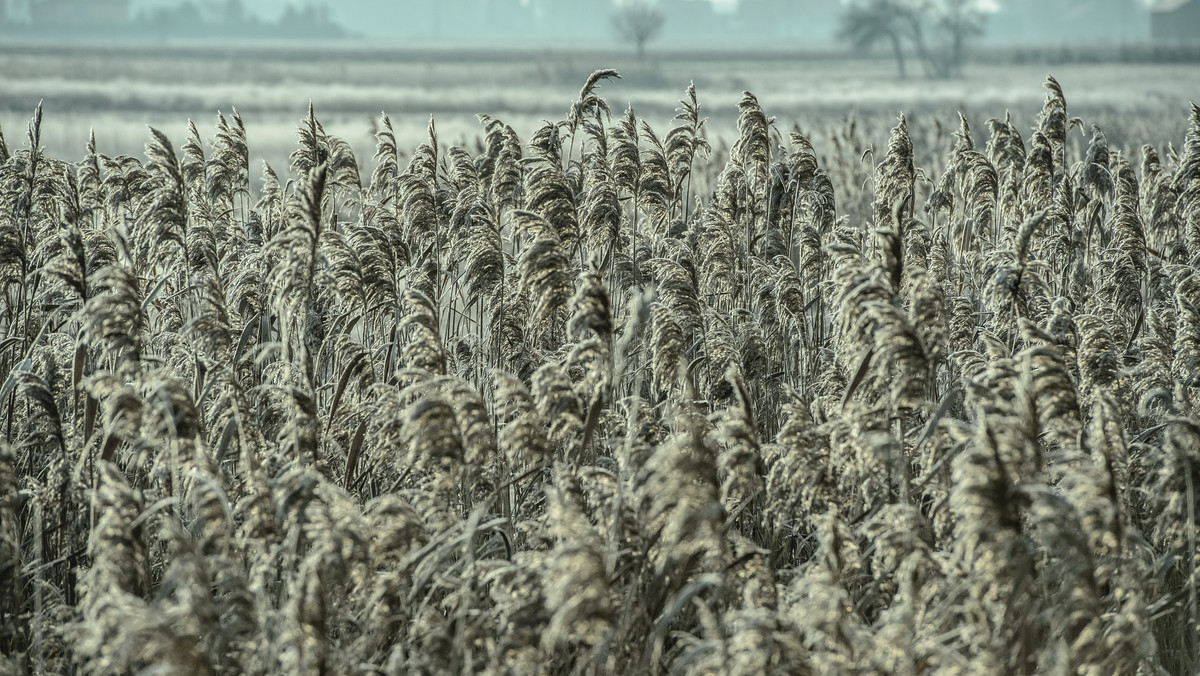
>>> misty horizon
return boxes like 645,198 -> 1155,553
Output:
1,0 -> 1196,48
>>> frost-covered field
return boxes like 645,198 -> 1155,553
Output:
1,45 -> 1195,167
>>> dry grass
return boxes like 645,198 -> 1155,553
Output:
0,69 -> 1198,675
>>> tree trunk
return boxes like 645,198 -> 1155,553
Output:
889,34 -> 907,79
952,31 -> 965,77
909,21 -> 943,79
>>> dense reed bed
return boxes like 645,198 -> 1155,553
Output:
0,72 -> 1198,675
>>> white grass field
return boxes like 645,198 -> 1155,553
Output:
3,45 -> 1196,171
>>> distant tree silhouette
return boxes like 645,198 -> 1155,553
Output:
838,0 -> 916,79
838,0 -> 986,79
932,0 -> 986,77
611,0 -> 665,61
220,0 -> 245,23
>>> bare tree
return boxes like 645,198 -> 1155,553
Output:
611,0 -> 665,61
220,0 -> 246,23
838,0 -> 917,79
931,0 -> 986,78
838,0 -> 986,79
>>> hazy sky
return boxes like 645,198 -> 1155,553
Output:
85,0 -> 1173,46
123,0 -> 1175,19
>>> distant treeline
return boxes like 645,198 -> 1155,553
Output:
137,1 -> 346,40
339,0 -> 842,47
2,0 -> 1197,48
0,0 -> 347,40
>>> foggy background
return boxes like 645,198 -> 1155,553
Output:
2,0 -> 1196,46
1,0 -> 1198,179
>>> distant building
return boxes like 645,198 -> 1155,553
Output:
32,0 -> 130,26
1151,0 -> 1200,41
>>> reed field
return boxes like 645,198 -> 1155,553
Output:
0,46 -> 1199,675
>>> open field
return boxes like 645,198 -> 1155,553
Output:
2,44 -> 1197,169
2,43 -> 1200,675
